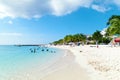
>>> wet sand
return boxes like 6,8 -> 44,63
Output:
42,50 -> 89,80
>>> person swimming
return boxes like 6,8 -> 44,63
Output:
30,48 -> 33,53
33,48 -> 36,53
41,49 -> 44,51
46,49 -> 49,51
30,48 -> 37,53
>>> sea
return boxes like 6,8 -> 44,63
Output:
0,45 -> 64,80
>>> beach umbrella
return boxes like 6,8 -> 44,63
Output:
114,37 -> 120,42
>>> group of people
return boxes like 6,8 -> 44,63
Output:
29,47 -> 56,53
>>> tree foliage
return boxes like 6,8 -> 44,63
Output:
106,15 -> 120,36
64,35 -> 74,43
53,33 -> 87,45
53,39 -> 63,45
63,34 -> 86,43
92,30 -> 103,42
72,34 -> 86,42
52,31 -> 111,45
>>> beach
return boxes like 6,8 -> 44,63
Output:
42,50 -> 89,80
0,46 -> 89,80
1,0 -> 120,80
14,47 -> 89,80
47,45 -> 120,80
1,45 -> 120,80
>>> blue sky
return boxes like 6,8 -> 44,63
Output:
0,0 -> 120,44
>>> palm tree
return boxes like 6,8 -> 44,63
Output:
106,15 -> 120,36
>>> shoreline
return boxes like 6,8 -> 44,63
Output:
0,46 -> 80,80
42,48 -> 89,80
4,45 -> 120,80
5,47 -> 89,80
53,45 -> 120,80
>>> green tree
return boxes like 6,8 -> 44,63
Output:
92,30 -> 103,44
72,34 -> 80,42
53,39 -> 63,45
79,33 -> 86,42
102,37 -> 112,44
72,33 -> 86,42
106,15 -> 120,36
64,35 -> 74,43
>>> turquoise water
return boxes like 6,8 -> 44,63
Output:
0,45 -> 64,79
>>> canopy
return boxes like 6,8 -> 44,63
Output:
114,37 -> 120,42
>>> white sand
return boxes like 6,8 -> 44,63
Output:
54,45 -> 120,80
42,49 -> 89,80
42,63 -> 89,80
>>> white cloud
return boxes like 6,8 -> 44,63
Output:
91,5 -> 110,12
100,28 -> 107,36
0,0 -> 119,19
0,32 -> 22,36
50,0 -> 93,16
0,0 -> 94,19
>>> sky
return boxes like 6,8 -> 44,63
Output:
0,0 -> 120,44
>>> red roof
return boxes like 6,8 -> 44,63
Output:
114,37 -> 120,42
